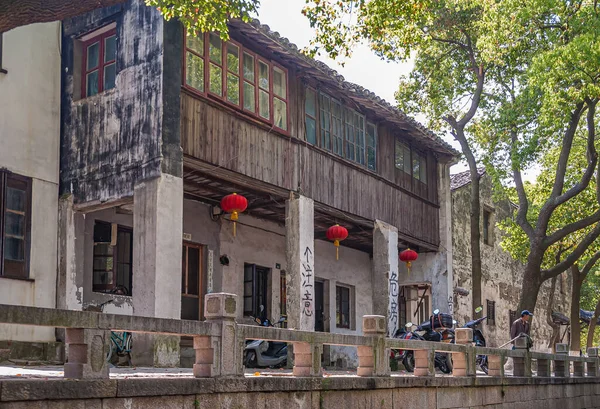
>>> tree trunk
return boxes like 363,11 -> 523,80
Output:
469,168 -> 483,318
570,266 -> 583,353
517,264 -> 543,313
546,276 -> 560,352
587,298 -> 600,349
0,0 -> 127,33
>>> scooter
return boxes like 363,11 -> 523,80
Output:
244,308 -> 288,369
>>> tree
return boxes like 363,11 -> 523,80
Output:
0,0 -> 258,36
303,0 -> 501,318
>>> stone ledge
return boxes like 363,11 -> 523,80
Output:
1,376 -> 599,402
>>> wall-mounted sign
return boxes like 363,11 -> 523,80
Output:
207,250 -> 214,293
183,233 -> 192,241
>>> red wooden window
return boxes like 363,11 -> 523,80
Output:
0,172 -> 32,279
82,28 -> 117,98
184,33 -> 289,132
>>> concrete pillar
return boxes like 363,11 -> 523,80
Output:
573,360 -> 584,377
513,338 -> 531,377
586,348 -> 599,377
536,358 -> 550,377
453,328 -> 475,377
285,194 -> 315,332
64,328 -> 109,379
358,315 -> 389,376
204,293 -> 243,377
57,195 -> 84,311
554,344 -> 570,378
132,174 -> 183,367
372,220 -> 399,338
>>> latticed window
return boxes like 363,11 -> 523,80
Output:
487,300 -> 496,326
0,172 -> 31,279
81,28 -> 116,98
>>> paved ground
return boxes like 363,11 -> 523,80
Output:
0,365 -> 465,380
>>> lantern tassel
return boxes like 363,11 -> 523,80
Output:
232,211 -> 239,238
334,240 -> 340,261
407,261 -> 411,276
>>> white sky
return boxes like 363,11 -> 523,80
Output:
256,0 -> 539,180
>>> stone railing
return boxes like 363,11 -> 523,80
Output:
1,293 -> 598,380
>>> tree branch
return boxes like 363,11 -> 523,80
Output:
0,0 -> 127,33
542,222 -> 600,279
544,210 -> 600,248
511,130 -> 535,238
581,250 -> 600,276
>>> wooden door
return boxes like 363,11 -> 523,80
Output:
181,242 -> 204,320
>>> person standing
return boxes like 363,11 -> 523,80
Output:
510,310 -> 533,346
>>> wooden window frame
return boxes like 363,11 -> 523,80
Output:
395,139 -> 411,175
366,122 -> 377,171
395,138 -> 428,184
92,221 -> 133,294
412,150 -> 428,185
304,87 -> 318,144
336,284 -> 351,329
0,33 -> 7,74
243,263 -> 271,318
182,241 -> 204,320
0,172 -> 32,280
81,28 -> 117,99
183,33 -> 289,134
344,107 -> 366,165
487,299 -> 496,326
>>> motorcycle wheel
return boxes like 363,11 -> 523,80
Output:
244,351 -> 257,368
403,353 -> 415,372
480,360 -> 489,375
440,354 -> 452,374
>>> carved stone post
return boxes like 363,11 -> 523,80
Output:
512,336 -> 531,377
554,343 -> 569,378
64,328 -> 109,379
586,347 -> 599,377
204,293 -> 242,377
358,315 -> 389,376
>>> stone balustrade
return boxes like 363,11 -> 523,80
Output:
1,294 -> 599,381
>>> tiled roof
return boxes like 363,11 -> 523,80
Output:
450,167 -> 486,191
228,19 -> 459,157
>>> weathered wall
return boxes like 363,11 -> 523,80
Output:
452,174 -> 571,350
1,377 -> 599,409
60,0 -> 182,204
0,22 -> 61,344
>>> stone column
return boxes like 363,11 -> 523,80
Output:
513,336 -> 531,377
372,220 -> 399,338
554,343 -> 570,378
536,358 -> 550,377
204,293 -> 243,377
132,174 -> 183,367
285,194 -> 315,332
358,315 -> 389,376
586,347 -> 599,377
57,195 -> 85,311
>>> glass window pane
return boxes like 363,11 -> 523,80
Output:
187,35 -> 204,54
104,35 -> 116,62
305,88 -> 316,117
227,43 -> 239,73
4,237 -> 24,261
243,82 -> 255,111
209,63 -> 222,96
243,53 -> 255,82
395,141 -> 403,169
413,156 -> 421,180
368,147 -> 376,171
186,52 -> 204,91
5,213 -> 24,237
86,70 -> 99,97
104,63 -> 116,91
421,157 -> 427,183
6,187 -> 25,211
209,34 -> 222,64
403,147 -> 411,174
227,73 -> 240,105
87,42 -> 100,70
273,67 -> 286,98
258,61 -> 269,90
259,89 -> 269,119
305,117 -> 316,144
274,98 -> 287,130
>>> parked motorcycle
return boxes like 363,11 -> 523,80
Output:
463,313 -> 488,374
244,307 -> 288,369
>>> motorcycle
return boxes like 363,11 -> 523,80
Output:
463,314 -> 488,374
244,308 -> 288,369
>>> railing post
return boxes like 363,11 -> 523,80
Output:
358,315 -> 389,376
536,357 -> 551,377
414,349 -> 435,376
64,328 -> 109,379
203,293 -> 243,377
293,342 -> 322,377
554,343 -> 569,378
512,336 -> 531,377
573,359 -> 584,377
192,335 -> 213,377
586,347 -> 599,377
488,353 -> 505,378
452,328 -> 475,377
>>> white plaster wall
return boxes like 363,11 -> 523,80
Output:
0,22 -> 61,343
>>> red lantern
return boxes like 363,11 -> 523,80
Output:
326,224 -> 349,261
220,193 -> 248,237
400,248 -> 418,275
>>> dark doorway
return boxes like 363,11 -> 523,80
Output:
315,280 -> 325,332
181,242 -> 204,321
244,263 -> 270,321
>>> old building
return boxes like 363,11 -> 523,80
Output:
0,23 -> 62,361
58,0 -> 458,367
451,169 -> 571,351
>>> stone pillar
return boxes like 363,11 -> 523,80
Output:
372,220 -> 399,338
285,194 -> 315,332
414,349 -> 435,376
132,174 -> 183,367
57,195 -> 84,311
554,344 -> 569,378
488,355 -> 505,377
293,342 -> 322,377
64,328 -> 109,379
453,328 -> 475,377
358,315 -> 389,376
536,358 -> 550,377
573,360 -> 584,377
204,293 -> 243,377
513,336 -> 531,377
586,348 -> 599,377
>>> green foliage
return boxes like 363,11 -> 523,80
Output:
146,0 -> 259,39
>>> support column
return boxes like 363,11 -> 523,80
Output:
554,344 -> 570,378
285,194 -> 315,332
587,348 -> 599,377
57,194 -> 85,311
358,315 -> 389,376
132,174 -> 183,367
372,220 -> 399,338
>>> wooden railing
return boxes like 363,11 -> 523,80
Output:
1,293 -> 598,380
